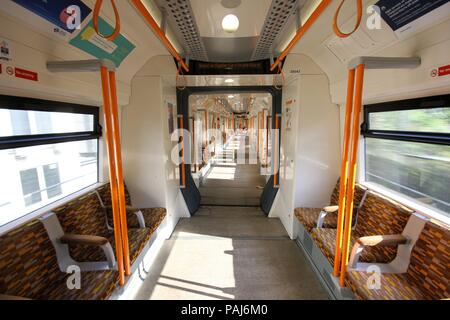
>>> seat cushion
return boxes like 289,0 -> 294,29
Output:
346,271 -> 426,300
294,208 -> 338,233
311,228 -> 400,265
116,207 -> 167,229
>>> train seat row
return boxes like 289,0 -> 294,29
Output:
0,183 -> 166,300
295,179 -> 449,300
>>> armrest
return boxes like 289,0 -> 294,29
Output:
59,234 -> 116,268
60,234 -> 109,246
323,205 -> 339,213
316,206 -> 339,228
349,234 -> 409,269
356,234 -> 408,247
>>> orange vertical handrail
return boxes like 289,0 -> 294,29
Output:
339,64 -> 365,287
108,71 -> 131,276
271,0 -> 333,71
257,112 -> 261,157
100,66 -> 125,286
130,0 -> 189,73
333,69 -> 356,277
179,115 -> 186,188
274,114 -> 280,187
203,110 -> 209,164
266,115 -> 271,166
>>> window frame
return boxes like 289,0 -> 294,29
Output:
361,94 -> 450,146
0,95 -> 101,150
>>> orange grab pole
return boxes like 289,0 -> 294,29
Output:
271,0 -> 333,71
333,69 -> 356,277
339,64 -> 365,287
100,66 -> 125,286
108,71 -> 131,276
333,0 -> 363,38
274,114 -> 280,187
179,115 -> 186,188
204,110 -> 209,163
130,0 -> 189,73
93,0 -> 121,41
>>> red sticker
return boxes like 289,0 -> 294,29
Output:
438,64 -> 450,77
14,67 -> 38,81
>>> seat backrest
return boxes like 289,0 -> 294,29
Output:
354,191 -> 413,238
53,191 -> 110,237
407,221 -> 450,299
0,220 -> 60,299
329,179 -> 367,208
96,183 -> 132,207
329,178 -> 340,205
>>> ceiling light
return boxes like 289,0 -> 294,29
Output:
228,95 -> 235,98
222,14 -> 239,33
225,79 -> 234,83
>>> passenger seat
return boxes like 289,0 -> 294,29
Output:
0,220 -> 118,300
346,220 -> 450,300
96,183 -> 166,231
311,191 -> 414,265
295,179 -> 367,233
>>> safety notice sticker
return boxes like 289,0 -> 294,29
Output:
69,17 -> 136,67
0,38 -> 12,62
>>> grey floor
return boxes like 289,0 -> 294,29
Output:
199,134 -> 266,206
134,134 -> 328,300
134,206 -> 328,300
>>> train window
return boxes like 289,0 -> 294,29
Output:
0,96 -> 101,227
363,95 -> 450,216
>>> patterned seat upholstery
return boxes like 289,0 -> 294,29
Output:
295,180 -> 367,233
53,192 -> 160,265
311,191 -> 413,265
346,221 -> 450,300
0,220 -> 118,300
96,183 -> 167,229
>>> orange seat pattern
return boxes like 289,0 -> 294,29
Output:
96,183 -> 167,229
311,191 -> 413,265
295,180 -> 367,232
346,221 -> 450,300
0,220 -> 118,300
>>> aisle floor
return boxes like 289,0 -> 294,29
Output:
134,206 -> 328,300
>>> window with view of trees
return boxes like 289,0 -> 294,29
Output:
363,95 -> 450,216
0,95 -> 101,227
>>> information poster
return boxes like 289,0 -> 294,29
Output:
376,0 -> 450,38
69,17 -> 136,67
12,0 -> 91,33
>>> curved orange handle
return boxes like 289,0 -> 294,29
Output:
93,0 -> 121,41
333,0 -> 363,38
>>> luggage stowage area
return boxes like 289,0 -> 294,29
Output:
294,182 -> 450,300
0,183 -> 166,300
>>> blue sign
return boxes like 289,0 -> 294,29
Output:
376,0 -> 449,31
12,0 -> 92,33
70,17 -> 136,67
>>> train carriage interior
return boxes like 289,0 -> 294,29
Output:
0,0 -> 449,303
